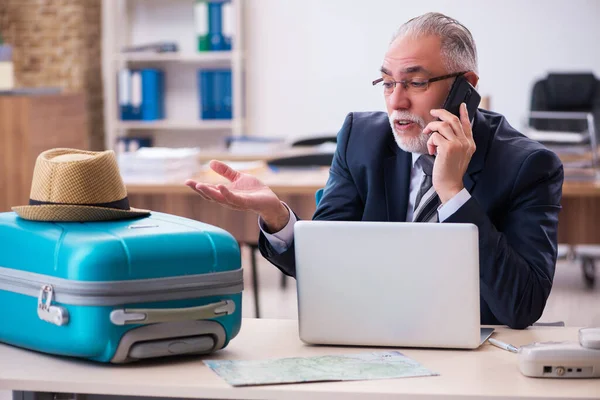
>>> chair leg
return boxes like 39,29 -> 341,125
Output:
582,257 -> 596,289
280,271 -> 288,289
249,244 -> 261,318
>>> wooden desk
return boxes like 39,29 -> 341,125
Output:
0,319 -> 597,399
126,166 -> 329,196
126,167 -> 328,243
562,180 -> 600,198
559,180 -> 600,244
126,167 -> 600,245
126,168 -> 600,198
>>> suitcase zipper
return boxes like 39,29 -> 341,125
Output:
0,267 -> 243,307
37,284 -> 69,326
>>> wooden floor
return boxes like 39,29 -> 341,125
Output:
241,247 -> 600,327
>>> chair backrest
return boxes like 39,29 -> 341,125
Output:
315,188 -> 324,206
268,136 -> 337,168
268,154 -> 334,168
530,73 -> 600,135
292,136 -> 337,147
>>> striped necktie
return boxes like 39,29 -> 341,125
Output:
412,155 -> 441,223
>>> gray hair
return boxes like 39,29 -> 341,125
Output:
391,12 -> 478,74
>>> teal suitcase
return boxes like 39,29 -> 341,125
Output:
0,211 -> 243,363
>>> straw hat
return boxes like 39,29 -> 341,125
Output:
12,148 -> 151,222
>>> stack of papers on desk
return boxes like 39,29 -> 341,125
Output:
118,147 -> 201,184
201,160 -> 265,173
228,137 -> 285,155
204,351 -> 438,386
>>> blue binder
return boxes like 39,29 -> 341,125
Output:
199,70 -> 215,119
208,1 -> 227,51
118,69 -> 137,120
221,0 -> 233,51
130,71 -> 143,120
212,71 -> 224,119
198,68 -> 232,120
218,70 -> 232,119
119,69 -> 164,121
140,69 -> 165,121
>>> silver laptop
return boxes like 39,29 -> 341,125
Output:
294,221 -> 486,349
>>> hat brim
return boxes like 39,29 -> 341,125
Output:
12,204 -> 151,222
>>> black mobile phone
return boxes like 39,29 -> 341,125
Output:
441,74 -> 481,124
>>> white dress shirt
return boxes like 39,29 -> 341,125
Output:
259,153 -> 471,254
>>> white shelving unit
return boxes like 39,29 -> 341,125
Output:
117,119 -> 234,130
102,0 -> 245,151
115,51 -> 240,64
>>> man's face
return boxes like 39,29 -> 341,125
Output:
381,34 -> 453,154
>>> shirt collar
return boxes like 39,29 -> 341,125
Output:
411,152 -> 423,168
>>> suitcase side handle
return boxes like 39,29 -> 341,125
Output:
110,300 -> 235,326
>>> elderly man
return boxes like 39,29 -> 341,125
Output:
186,12 -> 564,329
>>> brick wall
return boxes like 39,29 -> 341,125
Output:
0,0 -> 104,150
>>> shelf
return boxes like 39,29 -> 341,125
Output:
117,120 -> 234,131
102,0 -> 245,149
116,51 -> 238,64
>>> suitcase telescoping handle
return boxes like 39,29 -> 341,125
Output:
110,300 -> 235,326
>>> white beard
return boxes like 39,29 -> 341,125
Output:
392,129 -> 430,154
388,111 -> 428,154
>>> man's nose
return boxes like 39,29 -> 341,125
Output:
387,84 -> 411,110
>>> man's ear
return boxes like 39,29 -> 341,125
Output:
464,71 -> 479,88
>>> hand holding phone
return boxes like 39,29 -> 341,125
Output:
423,74 -> 479,204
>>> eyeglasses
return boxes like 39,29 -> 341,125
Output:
372,71 -> 468,95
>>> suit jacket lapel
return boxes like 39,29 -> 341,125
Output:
384,140 -> 412,222
464,110 -> 491,192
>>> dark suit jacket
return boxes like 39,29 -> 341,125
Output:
259,110 -> 564,329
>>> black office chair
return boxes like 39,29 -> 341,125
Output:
529,73 -> 600,138
527,72 -> 600,288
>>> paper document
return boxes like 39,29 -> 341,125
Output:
204,351 -> 438,386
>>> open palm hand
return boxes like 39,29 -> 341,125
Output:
185,160 -> 283,216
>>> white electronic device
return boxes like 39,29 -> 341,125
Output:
518,328 -> 600,378
294,221 -> 483,349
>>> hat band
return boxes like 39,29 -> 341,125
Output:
29,197 -> 131,211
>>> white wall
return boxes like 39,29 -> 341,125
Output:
0,391 -> 11,400
117,0 -> 600,141
244,0 -> 600,138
